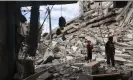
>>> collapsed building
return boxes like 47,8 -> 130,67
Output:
1,1 -> 132,80
32,1 -> 133,80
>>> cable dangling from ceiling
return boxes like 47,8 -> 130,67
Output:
58,5 -> 66,30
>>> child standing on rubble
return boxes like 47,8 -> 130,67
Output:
86,40 -> 93,62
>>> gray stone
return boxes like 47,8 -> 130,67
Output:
79,34 -> 86,38
115,54 -> 131,59
85,36 -> 97,45
72,46 -> 78,52
38,71 -> 52,80
52,59 -> 60,65
115,57 -> 127,62
77,74 -> 92,80
66,56 -> 74,60
83,61 -> 100,74
96,58 -> 106,63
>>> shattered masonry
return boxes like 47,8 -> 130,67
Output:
26,1 -> 133,80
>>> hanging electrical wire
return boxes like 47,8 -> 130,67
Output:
61,5 -> 62,16
38,5 -> 54,34
59,5 -> 66,30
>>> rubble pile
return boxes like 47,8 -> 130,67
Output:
36,1 -> 133,78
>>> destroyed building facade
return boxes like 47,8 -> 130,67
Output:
33,1 -> 133,80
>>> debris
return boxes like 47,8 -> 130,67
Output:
96,58 -> 106,63
34,2 -> 133,79
85,36 -> 97,45
66,56 -> 74,61
83,61 -> 100,74
77,74 -> 92,80
72,46 -> 78,52
52,59 -> 60,65
115,54 -> 131,59
115,57 -> 127,62
125,64 -> 133,67
38,71 -> 52,80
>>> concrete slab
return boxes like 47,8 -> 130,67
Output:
38,71 -> 52,80
115,54 -> 131,59
83,61 -> 100,74
115,57 -> 126,62
85,36 -> 97,45
96,58 -> 106,63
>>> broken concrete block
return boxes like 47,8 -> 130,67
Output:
59,46 -> 65,50
52,41 -> 57,47
72,46 -> 78,52
85,36 -> 97,45
75,53 -> 84,57
126,60 -> 133,63
83,61 -> 100,74
38,71 -> 52,80
73,63 -> 85,67
115,54 -> 131,59
115,57 -> 126,62
55,52 -> 64,58
92,54 -> 97,60
43,49 -> 54,63
102,52 -> 106,56
126,34 -> 133,39
66,56 -> 73,61
67,28 -> 77,33
96,58 -> 106,63
115,50 -> 122,54
115,42 -> 129,47
52,59 -> 60,65
71,66 -> 80,69
36,58 -> 44,65
98,46 -> 105,53
72,25 -> 79,29
79,34 -> 86,38
125,64 -> 133,67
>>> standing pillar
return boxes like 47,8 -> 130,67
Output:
48,7 -> 52,43
24,3 -> 39,78
0,2 -> 20,80
27,3 -> 40,57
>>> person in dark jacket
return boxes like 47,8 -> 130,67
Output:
105,36 -> 115,67
86,40 -> 93,62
